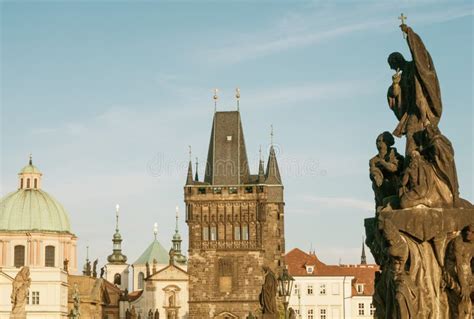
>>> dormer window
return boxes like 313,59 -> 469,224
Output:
357,283 -> 364,294
305,265 -> 314,274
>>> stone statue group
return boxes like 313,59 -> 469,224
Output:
366,21 -> 473,319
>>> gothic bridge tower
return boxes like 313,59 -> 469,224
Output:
184,109 -> 285,318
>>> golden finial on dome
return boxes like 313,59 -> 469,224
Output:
153,222 -> 158,240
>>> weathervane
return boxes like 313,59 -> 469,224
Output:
398,13 -> 407,39
213,88 -> 219,112
235,87 -> 241,111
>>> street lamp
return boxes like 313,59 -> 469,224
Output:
278,267 -> 295,319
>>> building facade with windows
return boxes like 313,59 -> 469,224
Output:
0,157 -> 77,318
286,248 -> 377,319
184,110 -> 285,318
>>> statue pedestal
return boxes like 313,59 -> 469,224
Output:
365,207 -> 473,319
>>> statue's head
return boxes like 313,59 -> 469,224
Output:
376,131 -> 394,152
461,224 -> 473,242
388,52 -> 406,70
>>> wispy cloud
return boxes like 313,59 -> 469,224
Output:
204,3 -> 473,65
302,195 -> 373,212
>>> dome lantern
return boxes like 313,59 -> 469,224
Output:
18,154 -> 43,190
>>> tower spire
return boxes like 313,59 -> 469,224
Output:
186,146 -> 194,185
258,145 -> 265,183
107,204 -> 127,264
172,206 -> 186,265
265,126 -> 282,184
195,157 -> 199,182
29,153 -> 33,165
361,237 -> 367,265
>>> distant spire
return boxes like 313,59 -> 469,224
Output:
213,88 -> 219,112
195,157 -> 199,182
265,146 -> 282,184
107,204 -> 127,264
86,245 -> 89,261
235,87 -> 240,111
153,222 -> 158,240
270,124 -> 274,146
175,206 -> 179,234
171,206 -> 186,264
115,204 -> 120,232
258,146 -> 265,183
29,154 -> 33,165
361,237 -> 367,265
186,146 -> 194,185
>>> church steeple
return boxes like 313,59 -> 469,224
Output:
172,206 -> 187,265
186,146 -> 194,185
361,237 -> 367,265
265,126 -> 282,184
107,204 -> 127,264
204,110 -> 250,185
265,146 -> 282,184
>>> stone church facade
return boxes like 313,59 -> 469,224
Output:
184,110 -> 285,318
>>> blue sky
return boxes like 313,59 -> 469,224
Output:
1,1 -> 472,269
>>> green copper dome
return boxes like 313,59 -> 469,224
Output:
133,239 -> 169,265
0,189 -> 72,233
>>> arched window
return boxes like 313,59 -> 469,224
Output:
234,225 -> 241,240
138,272 -> 145,289
210,225 -> 217,241
20,178 -> 23,189
114,273 -> 121,285
26,179 -> 30,188
45,246 -> 55,267
34,178 -> 38,188
242,224 -> 249,241
14,245 -> 25,267
202,226 -> 209,241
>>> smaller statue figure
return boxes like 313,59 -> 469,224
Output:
148,309 -> 153,319
70,283 -> 81,319
100,266 -> 105,279
10,266 -> 31,319
288,307 -> 297,319
63,258 -> 69,273
369,131 -> 404,209
146,261 -> 150,277
154,309 -> 160,319
125,309 -> 131,319
444,225 -> 474,318
259,266 -> 277,318
92,259 -> 98,278
130,306 -> 138,319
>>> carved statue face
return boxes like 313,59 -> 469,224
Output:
462,225 -> 473,242
376,136 -> 387,154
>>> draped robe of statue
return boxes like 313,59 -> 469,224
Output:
390,27 -> 442,155
10,267 -> 31,319
259,267 -> 277,316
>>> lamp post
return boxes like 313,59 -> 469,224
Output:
278,267 -> 295,319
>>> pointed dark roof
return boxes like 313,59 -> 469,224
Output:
265,146 -> 282,184
204,111 -> 250,185
361,239 -> 367,265
186,161 -> 193,185
258,160 -> 265,183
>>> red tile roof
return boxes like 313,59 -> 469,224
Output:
285,248 -> 379,296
